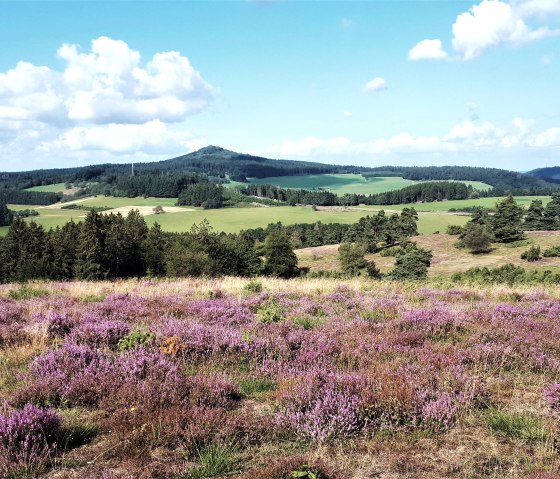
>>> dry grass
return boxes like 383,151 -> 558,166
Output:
297,231 -> 560,277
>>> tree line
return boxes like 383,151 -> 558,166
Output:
0,208 -> 418,283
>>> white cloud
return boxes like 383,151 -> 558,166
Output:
408,39 -> 448,60
0,36 -> 214,127
363,77 -> 387,92
410,0 -> 560,61
452,0 -> 559,60
0,36 -> 214,169
343,111 -> 353,118
262,117 -> 560,160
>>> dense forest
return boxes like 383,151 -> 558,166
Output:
0,209 -> 418,283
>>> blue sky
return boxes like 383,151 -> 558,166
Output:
0,0 -> 559,171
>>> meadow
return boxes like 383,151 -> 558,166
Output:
246,173 -> 492,195
1,196 -> 472,236
25,183 -> 69,193
1,277 -> 559,478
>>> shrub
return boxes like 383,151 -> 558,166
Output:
0,403 -> 62,476
7,285 -> 49,300
117,330 -> 155,352
388,244 -> 432,280
46,312 -> 75,339
69,319 -> 131,349
256,301 -> 284,323
244,280 -> 263,293
446,224 -> 464,235
521,245 -> 541,262
543,383 -> 560,418
543,246 -> 560,257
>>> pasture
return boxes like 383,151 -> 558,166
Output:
247,173 -> 492,195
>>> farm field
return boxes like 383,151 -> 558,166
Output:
1,277 -> 559,478
247,173 -> 492,195
298,230 -> 560,276
0,198 -> 470,236
351,195 -> 552,212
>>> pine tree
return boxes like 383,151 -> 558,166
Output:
460,222 -> 494,254
524,199 -> 544,231
542,194 -> 560,230
143,222 -> 167,276
490,194 -> 525,243
75,211 -> 108,280
0,199 -> 13,227
338,243 -> 367,276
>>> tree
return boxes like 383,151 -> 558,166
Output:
338,243 -> 366,276
142,223 -> 167,276
521,245 -> 541,262
490,195 -> 525,243
75,211 -> 108,280
524,199 -> 544,231
263,231 -> 299,278
542,194 -> 560,230
0,199 -> 12,227
388,244 -> 433,280
460,222 -> 494,254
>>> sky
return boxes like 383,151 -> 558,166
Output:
0,0 -> 559,172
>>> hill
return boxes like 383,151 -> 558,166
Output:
528,166 -> 560,183
1,146 -> 558,195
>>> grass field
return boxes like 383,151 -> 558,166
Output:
297,230 -> 560,276
0,199 -> 469,236
351,195 -> 551,212
247,173 -> 492,195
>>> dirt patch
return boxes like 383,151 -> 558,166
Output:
102,206 -> 194,217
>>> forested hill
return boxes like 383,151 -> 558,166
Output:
363,166 -> 557,193
1,146 -> 558,194
0,146 -> 357,189
527,167 -> 560,183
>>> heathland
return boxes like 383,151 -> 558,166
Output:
1,277 -> 560,478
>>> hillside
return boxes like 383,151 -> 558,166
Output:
1,146 -> 558,194
528,166 -> 560,183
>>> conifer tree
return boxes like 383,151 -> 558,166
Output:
490,194 -> 525,243
524,199 -> 544,231
263,231 -> 299,278
75,210 -> 108,280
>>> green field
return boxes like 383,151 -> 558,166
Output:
352,195 -> 551,212
65,196 -> 180,208
0,199 -> 468,236
247,174 -> 492,195
25,183 -> 68,193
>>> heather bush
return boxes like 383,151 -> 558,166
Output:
68,319 -> 131,349
46,311 -> 75,339
0,403 -> 61,476
543,383 -> 560,418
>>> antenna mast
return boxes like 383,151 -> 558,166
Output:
131,162 -> 134,176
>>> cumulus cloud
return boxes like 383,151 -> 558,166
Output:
363,77 -> 387,92
408,39 -> 448,60
410,0 -> 560,61
0,36 -> 213,168
262,117 -> 560,160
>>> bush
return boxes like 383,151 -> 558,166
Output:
446,224 -> 463,235
388,244 -> 432,280
244,280 -> 263,293
256,301 -> 283,323
117,330 -> 155,352
0,403 -> 62,476
521,245 -> 541,262
543,246 -> 560,257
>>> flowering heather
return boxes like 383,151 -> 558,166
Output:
0,403 -> 61,474
2,278 -> 560,478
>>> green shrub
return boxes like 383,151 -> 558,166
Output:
239,377 -> 277,397
7,285 -> 49,300
446,224 -> 464,235
521,245 -> 541,262
117,330 -> 155,352
543,246 -> 560,257
244,280 -> 263,293
256,301 -> 283,323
